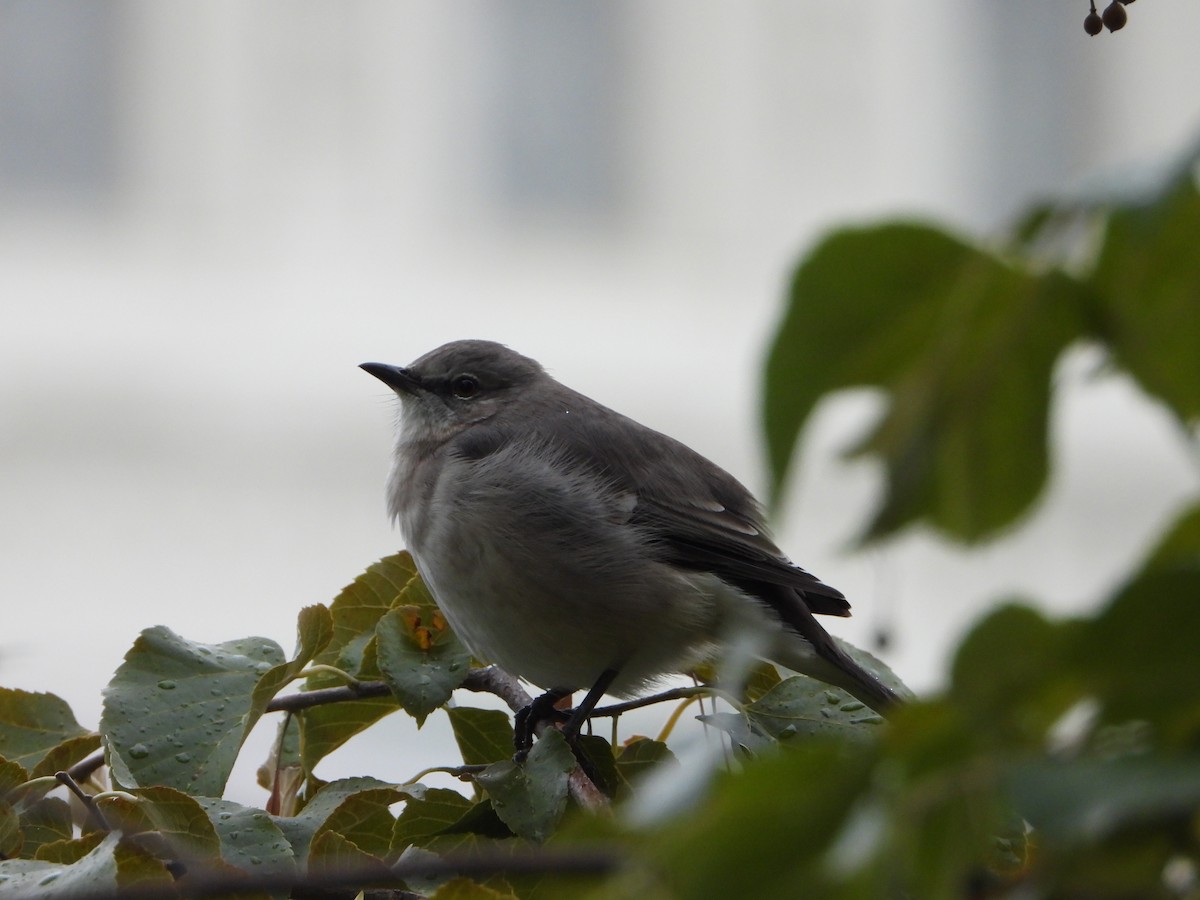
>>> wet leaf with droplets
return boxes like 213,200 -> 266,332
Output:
744,677 -> 884,743
194,797 -> 296,877
473,730 -> 574,843
100,627 -> 286,796
376,606 -> 471,726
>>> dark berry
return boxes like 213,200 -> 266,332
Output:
1084,10 -> 1104,34
1102,0 -> 1127,30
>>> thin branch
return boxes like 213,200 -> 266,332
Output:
566,756 -> 611,813
264,668 -> 708,719
26,846 -> 623,900
56,770 -> 110,831
590,685 -> 718,718
459,665 -> 532,711
265,678 -> 393,712
68,750 -> 107,783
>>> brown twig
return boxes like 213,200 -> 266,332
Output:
56,769 -> 110,831
265,678 -> 393,712
68,749 -> 108,783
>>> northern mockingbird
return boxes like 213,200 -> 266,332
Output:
362,340 -> 899,750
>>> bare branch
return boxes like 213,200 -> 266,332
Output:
265,678 -> 393,712
68,750 -> 107,783
590,685 -> 716,718
55,770 -> 110,831
23,846 -> 623,900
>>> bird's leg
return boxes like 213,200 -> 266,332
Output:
512,669 -> 619,764
514,688 -> 571,758
560,668 -> 618,744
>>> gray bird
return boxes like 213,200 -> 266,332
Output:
361,340 -> 899,748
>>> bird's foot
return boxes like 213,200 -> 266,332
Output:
513,689 -> 571,761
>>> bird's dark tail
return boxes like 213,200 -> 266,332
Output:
767,586 -> 904,715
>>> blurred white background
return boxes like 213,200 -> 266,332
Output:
2,1 -> 1198,803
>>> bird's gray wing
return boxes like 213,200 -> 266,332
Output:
510,395 -> 852,618
628,493 -> 851,617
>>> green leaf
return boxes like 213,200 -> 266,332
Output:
299,553 -> 429,772
97,785 -> 222,861
744,677 -> 884,743
33,831 -> 103,865
950,603 -> 1079,745
573,735 -> 619,798
29,733 -> 102,780
1140,499 -> 1200,573
100,626 -> 285,795
308,828 -> 391,876
838,637 -> 912,701
296,690 -> 399,781
1075,565 -> 1200,745
1090,177 -> 1200,424
615,739 -> 677,795
473,730 -> 574,843
447,707 -> 516,767
649,742 -> 875,900
110,839 -> 174,891
1007,756 -> 1200,845
0,799 -> 19,858
0,690 -> 90,772
413,833 -> 526,895
249,604 -> 334,714
16,797 -> 72,859
313,786 -> 405,859
33,833 -> 173,894
392,787 -> 475,849
0,834 -> 122,898
0,758 -> 28,798
764,222 -> 1088,542
438,799 -> 516,839
194,797 -> 297,877
271,776 -> 411,863
742,662 -> 784,703
314,551 -> 426,674
375,606 -> 471,725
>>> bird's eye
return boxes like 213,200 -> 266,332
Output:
451,374 -> 480,399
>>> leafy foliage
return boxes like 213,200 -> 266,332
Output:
764,171 -> 1200,545
0,691 -> 92,772
764,221 -> 1088,542
2,167 -> 1198,898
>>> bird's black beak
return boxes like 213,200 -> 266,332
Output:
360,362 -> 422,394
